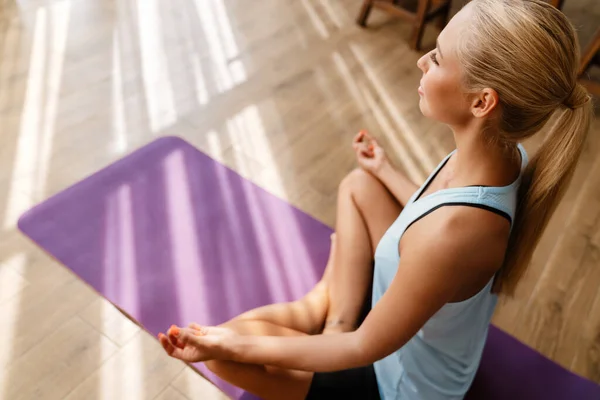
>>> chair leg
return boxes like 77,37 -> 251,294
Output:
579,78 -> 600,97
578,28 -> 600,77
357,0 -> 375,27
410,0 -> 432,51
578,28 -> 600,97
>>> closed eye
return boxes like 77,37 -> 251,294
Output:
430,52 -> 439,66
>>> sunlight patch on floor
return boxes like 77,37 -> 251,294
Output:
111,30 -> 127,153
0,253 -> 27,400
1,8 -> 70,398
349,42 -> 434,178
192,0 -> 247,93
301,0 -> 330,39
135,0 -> 177,133
227,105 -> 318,298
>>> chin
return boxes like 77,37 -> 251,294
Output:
419,102 -> 447,125
418,98 -> 432,118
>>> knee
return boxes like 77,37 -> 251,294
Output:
339,168 -> 380,198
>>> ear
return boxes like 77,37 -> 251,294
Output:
470,88 -> 499,118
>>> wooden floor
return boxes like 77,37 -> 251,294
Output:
1,0 -> 599,398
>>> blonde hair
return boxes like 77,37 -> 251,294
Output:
455,0 -> 593,295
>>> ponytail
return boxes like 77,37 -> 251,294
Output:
494,85 -> 593,295
458,0 -> 594,294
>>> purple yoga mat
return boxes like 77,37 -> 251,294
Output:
18,136 -> 331,399
466,326 -> 600,400
18,136 -> 600,399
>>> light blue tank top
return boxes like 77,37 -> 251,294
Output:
372,144 -> 528,399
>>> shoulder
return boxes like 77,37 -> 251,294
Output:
400,205 -> 510,274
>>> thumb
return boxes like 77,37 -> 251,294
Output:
173,326 -> 205,346
189,323 -> 211,336
370,138 -> 385,155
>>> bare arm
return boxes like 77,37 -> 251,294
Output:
226,209 -> 497,372
159,208 -> 507,372
375,161 -> 420,207
352,131 -> 420,207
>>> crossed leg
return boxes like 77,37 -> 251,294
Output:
205,169 -> 402,400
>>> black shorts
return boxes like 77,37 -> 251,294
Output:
305,290 -> 380,399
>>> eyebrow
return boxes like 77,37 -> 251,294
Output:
436,40 -> 444,59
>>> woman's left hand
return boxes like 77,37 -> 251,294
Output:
352,130 -> 389,177
158,323 -> 238,363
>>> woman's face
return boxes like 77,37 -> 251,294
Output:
416,6 -> 475,127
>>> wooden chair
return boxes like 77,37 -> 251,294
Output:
545,0 -> 600,97
578,28 -> 600,97
357,0 -> 453,51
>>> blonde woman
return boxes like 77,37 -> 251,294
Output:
158,1 -> 593,399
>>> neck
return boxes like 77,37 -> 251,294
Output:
450,123 -> 519,186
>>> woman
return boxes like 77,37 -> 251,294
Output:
158,0 -> 592,398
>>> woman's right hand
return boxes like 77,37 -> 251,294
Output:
352,130 -> 389,176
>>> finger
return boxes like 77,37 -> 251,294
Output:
357,140 -> 369,151
189,322 -> 202,331
167,325 -> 185,349
160,332 -> 192,362
368,144 -> 376,157
353,131 -> 364,144
177,327 -> 207,347
189,323 -> 209,336
353,142 -> 367,153
358,142 -> 372,157
353,130 -> 370,145
189,323 -> 204,335
360,130 -> 373,142
158,333 -> 176,356
358,150 -> 370,159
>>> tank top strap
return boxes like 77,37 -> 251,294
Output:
397,189 -> 513,242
